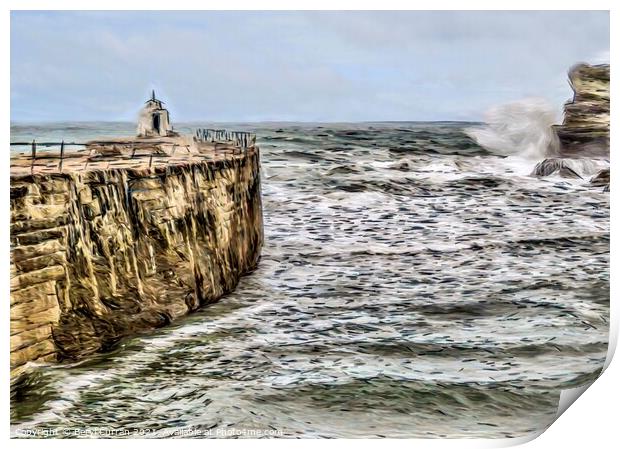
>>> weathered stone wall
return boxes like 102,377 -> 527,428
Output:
10,149 -> 263,378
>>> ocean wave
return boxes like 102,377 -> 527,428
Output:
465,98 -> 560,160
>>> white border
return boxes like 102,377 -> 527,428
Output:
3,2 -> 616,448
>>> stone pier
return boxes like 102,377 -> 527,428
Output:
10,139 -> 263,379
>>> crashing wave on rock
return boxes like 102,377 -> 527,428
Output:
532,158 -> 610,189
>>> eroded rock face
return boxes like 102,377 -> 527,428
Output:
10,150 -> 263,378
535,63 -> 610,190
554,63 -> 610,158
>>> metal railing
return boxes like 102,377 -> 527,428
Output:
11,131 -> 256,175
194,129 -> 256,148
10,140 -> 88,174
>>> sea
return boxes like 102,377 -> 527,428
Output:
10,120 -> 610,438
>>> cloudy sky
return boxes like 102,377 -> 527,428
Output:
11,10 -> 609,122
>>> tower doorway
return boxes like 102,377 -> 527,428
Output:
152,114 -> 161,134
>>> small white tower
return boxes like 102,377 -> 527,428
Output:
137,90 -> 174,137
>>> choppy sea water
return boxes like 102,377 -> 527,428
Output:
10,122 -> 610,438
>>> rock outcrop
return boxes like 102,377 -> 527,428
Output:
10,149 -> 263,379
590,168 -> 610,191
534,63 -> 610,190
532,157 -> 609,179
554,63 -> 610,158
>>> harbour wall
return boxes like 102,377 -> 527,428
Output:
10,148 -> 263,378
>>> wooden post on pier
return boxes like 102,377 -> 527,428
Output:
58,140 -> 65,173
30,140 -> 36,174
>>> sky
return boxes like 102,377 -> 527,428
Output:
10,10 -> 609,123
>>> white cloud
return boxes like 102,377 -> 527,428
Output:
10,11 -> 610,122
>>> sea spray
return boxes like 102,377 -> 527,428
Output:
465,98 -> 560,160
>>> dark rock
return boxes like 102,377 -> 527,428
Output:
532,158 -> 608,179
590,168 -> 610,191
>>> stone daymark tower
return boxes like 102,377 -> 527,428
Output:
137,90 -> 176,137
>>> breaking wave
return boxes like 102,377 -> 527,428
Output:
465,98 -> 560,160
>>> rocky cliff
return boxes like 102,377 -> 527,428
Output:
555,63 -> 610,158
10,149 -> 263,379
534,63 -> 610,189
